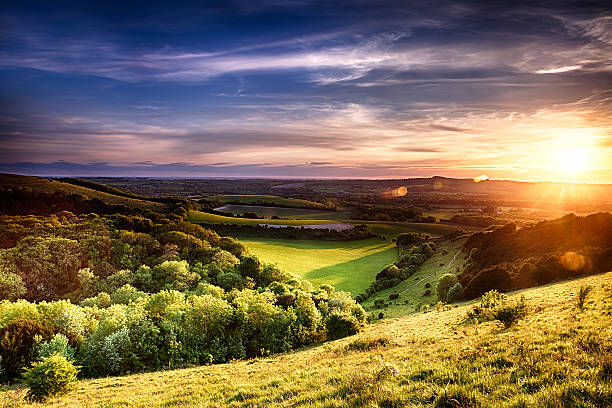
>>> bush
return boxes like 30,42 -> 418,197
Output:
0,319 -> 54,381
446,282 -> 464,303
344,336 -> 391,352
389,293 -> 399,300
463,266 -> 511,299
325,312 -> 361,340
493,296 -> 527,328
35,334 -> 75,361
23,354 -> 79,402
436,274 -> 458,301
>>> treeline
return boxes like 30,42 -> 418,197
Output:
459,213 -> 612,298
349,203 -> 433,222
0,212 -> 366,382
202,198 -> 336,211
196,223 -> 380,241
356,232 -> 436,302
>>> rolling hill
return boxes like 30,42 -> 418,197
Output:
3,272 -> 610,407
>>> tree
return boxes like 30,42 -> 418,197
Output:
446,282 -> 464,303
0,267 -> 26,301
436,273 -> 458,302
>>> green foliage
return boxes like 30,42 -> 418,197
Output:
0,319 -> 54,381
23,354 -> 79,402
437,273 -> 458,302
446,282 -> 464,303
325,312 -> 361,340
34,333 -> 75,361
465,290 -> 528,328
0,267 -> 26,301
344,336 -> 392,352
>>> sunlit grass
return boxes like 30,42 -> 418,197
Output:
4,272 -> 610,407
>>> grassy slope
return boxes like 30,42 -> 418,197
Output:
7,272 -> 611,407
204,194 -> 327,209
242,238 -> 397,294
214,204 -> 351,220
361,238 -> 468,317
0,174 -> 164,209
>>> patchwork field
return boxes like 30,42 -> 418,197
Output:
203,194 -> 327,208
6,272 -> 610,407
187,210 -> 469,238
214,204 -> 351,220
241,238 -> 397,294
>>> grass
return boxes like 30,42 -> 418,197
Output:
5,272 -> 611,407
203,195 -> 327,209
241,238 -> 397,294
213,204 -> 351,220
361,238 -> 468,318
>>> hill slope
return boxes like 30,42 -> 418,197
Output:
4,272 -> 610,407
0,173 -> 165,211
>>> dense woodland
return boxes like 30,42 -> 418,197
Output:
460,212 -> 612,298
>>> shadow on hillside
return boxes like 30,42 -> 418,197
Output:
305,246 -> 398,293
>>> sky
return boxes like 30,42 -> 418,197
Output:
0,0 -> 611,181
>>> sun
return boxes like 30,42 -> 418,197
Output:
555,146 -> 590,174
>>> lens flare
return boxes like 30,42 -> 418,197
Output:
474,175 -> 489,183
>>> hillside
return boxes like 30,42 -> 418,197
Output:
3,272 -> 610,407
0,174 -> 165,212
460,213 -> 612,298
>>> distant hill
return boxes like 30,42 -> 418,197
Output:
0,173 -> 166,215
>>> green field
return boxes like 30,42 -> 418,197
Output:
188,210 -> 346,225
9,272 -> 611,407
242,238 -> 397,294
215,204 -> 351,220
204,194 -> 327,208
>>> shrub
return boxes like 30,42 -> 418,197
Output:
577,284 -> 592,310
493,296 -> 527,328
437,274 -> 458,302
463,266 -> 511,299
373,299 -> 386,309
446,282 -> 464,303
325,312 -> 361,340
389,293 -> 399,300
344,336 -> 391,352
0,319 -> 54,381
34,333 -> 75,361
23,354 -> 79,402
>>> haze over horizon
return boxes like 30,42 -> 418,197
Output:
1,1 -> 611,182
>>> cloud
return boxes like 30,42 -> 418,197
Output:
536,65 -> 583,74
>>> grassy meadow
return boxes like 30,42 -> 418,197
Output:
5,272 -> 610,407
241,238 -> 398,294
